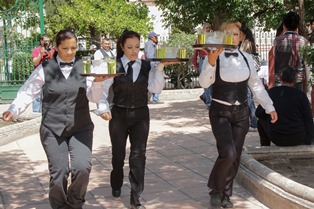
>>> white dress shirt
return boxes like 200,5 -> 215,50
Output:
199,49 -> 275,113
97,55 -> 165,114
94,48 -> 115,60
7,55 -> 104,119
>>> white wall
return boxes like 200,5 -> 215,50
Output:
129,0 -> 170,46
146,5 -> 170,43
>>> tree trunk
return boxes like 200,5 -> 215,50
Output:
297,0 -> 308,37
89,26 -> 101,49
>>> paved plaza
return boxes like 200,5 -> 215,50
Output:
0,99 -> 268,209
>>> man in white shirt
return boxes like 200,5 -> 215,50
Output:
94,38 -> 115,60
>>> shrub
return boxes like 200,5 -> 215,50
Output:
163,32 -> 199,89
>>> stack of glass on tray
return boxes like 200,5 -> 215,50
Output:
91,57 -> 116,74
196,31 -> 234,45
155,47 -> 187,59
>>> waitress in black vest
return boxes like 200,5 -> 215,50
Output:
97,30 -> 177,209
2,30 -> 108,209
199,21 -> 278,209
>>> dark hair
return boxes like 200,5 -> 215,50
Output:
283,11 -> 300,31
240,23 -> 257,54
116,30 -> 141,59
55,30 -> 77,47
311,19 -> 314,25
280,66 -> 297,83
275,23 -> 284,37
40,34 -> 50,41
101,38 -> 110,44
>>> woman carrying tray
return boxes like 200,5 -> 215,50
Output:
199,21 -> 278,208
2,29 -> 107,209
96,30 -> 178,209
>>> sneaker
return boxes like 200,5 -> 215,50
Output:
209,190 -> 222,208
221,195 -> 233,208
249,127 -> 257,132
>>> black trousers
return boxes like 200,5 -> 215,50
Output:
207,101 -> 249,197
109,105 -> 150,200
257,117 -> 306,146
40,123 -> 94,209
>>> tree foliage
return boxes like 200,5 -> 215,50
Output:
0,0 -> 17,11
45,0 -> 153,46
155,0 -> 314,34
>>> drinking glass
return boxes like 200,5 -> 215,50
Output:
92,60 -> 108,74
177,48 -> 186,58
82,56 -> 91,74
107,60 -> 116,74
223,30 -> 234,45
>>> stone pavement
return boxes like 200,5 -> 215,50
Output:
0,99 -> 269,209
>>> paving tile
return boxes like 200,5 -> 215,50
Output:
0,100 -> 269,209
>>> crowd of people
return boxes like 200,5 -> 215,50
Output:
2,10 -> 314,209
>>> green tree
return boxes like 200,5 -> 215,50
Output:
45,0 -> 153,47
155,0 -> 314,34
0,0 -> 17,11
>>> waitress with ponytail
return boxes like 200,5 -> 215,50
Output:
97,30 -> 177,209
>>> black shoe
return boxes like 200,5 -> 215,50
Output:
130,203 -> 146,209
209,190 -> 222,208
112,189 -> 121,197
221,195 -> 233,208
130,195 -> 145,209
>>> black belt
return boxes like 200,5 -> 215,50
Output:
212,100 -> 248,107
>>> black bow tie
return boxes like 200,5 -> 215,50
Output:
224,52 -> 238,58
60,62 -> 74,68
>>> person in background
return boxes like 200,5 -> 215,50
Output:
3,29 -> 107,209
94,38 -> 115,60
268,23 -> 284,90
272,11 -> 309,92
97,30 -> 178,209
78,43 -> 86,51
192,22 -> 212,109
239,23 -> 260,132
256,66 -> 313,146
138,48 -> 145,60
89,44 -> 97,60
144,31 -> 162,104
308,19 -> 314,44
199,21 -> 277,209
31,34 -> 55,113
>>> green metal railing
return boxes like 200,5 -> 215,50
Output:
0,0 -> 44,103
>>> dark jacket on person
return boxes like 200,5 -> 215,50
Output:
256,86 -> 313,144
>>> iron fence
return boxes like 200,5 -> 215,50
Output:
0,0 -> 44,103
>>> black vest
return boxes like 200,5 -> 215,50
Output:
212,53 -> 250,104
112,59 -> 151,108
41,58 -> 92,136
